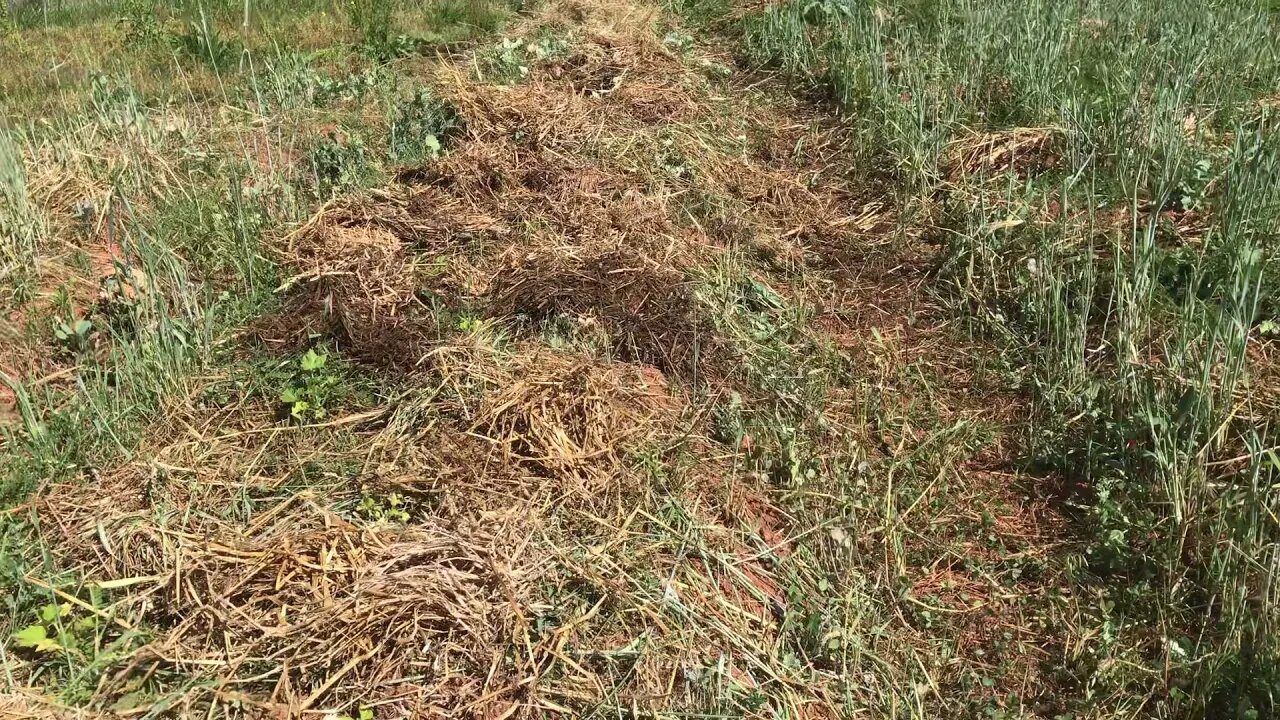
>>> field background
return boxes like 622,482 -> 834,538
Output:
1,0 -> 1278,718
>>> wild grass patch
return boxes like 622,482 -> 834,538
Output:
727,0 -> 1280,714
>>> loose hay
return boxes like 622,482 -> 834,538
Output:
944,126 -> 1062,180
472,349 -> 677,487
36,480 -> 538,718
489,243 -> 721,377
0,693 -> 103,720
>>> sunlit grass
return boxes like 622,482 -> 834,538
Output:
736,0 -> 1280,714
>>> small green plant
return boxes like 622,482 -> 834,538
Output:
1172,156 -> 1216,211
357,487 -> 411,523
383,33 -> 430,58
455,312 -> 480,332
175,15 -> 241,71
308,132 -> 374,198
279,349 -> 341,422
118,0 -> 165,49
662,29 -> 695,54
53,318 -> 94,354
12,602 -> 98,657
390,87 -> 465,164
479,30 -> 572,84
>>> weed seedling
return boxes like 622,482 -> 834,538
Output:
308,132 -> 375,199
12,602 -> 97,657
53,318 -> 94,355
479,30 -> 572,84
357,486 -> 411,523
279,348 -> 341,422
390,87 -> 465,164
662,29 -> 695,54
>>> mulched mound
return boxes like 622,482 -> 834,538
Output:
263,0 -> 873,382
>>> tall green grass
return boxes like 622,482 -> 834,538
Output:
0,132 -> 40,303
739,0 -> 1280,714
8,0 -> 338,30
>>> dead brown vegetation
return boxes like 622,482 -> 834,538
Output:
943,126 -> 1062,180
20,329 -> 824,717
0,693 -> 105,720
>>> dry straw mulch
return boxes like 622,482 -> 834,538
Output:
265,0 -> 874,378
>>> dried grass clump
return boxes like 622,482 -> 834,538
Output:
292,224 -> 414,316
425,140 -> 682,247
283,221 -> 433,367
36,481 -> 537,717
513,0 -> 702,121
944,126 -> 1062,180
271,189 -> 505,366
370,339 -> 686,504
472,349 -> 677,487
0,693 -> 101,720
489,243 -> 722,378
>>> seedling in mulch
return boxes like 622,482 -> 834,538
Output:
390,87 -> 465,164
308,132 -> 375,199
11,602 -> 97,657
357,486 -> 411,524
6,579 -> 150,707
455,313 -> 480,332
662,29 -> 695,54
279,348 -> 341,422
479,29 -> 572,84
